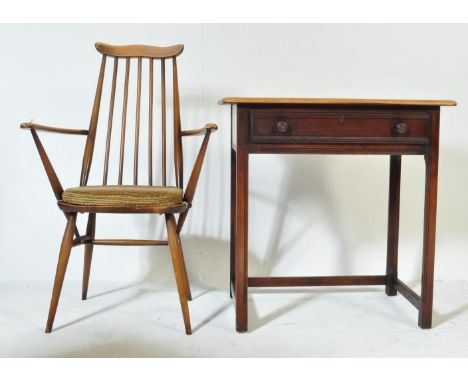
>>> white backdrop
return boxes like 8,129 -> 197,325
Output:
1,24 -> 467,289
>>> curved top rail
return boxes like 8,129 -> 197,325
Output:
95,42 -> 184,58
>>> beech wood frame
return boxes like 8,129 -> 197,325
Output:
21,43 -> 217,335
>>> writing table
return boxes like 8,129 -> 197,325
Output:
219,97 -> 456,332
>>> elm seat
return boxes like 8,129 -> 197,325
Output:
62,185 -> 184,207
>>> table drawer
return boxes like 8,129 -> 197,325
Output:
250,110 -> 431,143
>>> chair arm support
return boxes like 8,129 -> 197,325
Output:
26,128 -> 81,238
27,129 -> 65,201
181,123 -> 218,137
21,122 -> 88,198
20,122 -> 89,136
176,125 -> 215,233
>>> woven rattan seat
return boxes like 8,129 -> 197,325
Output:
62,185 -> 183,207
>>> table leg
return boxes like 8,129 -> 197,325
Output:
230,147 -> 236,298
386,155 -> 401,296
419,150 -> 439,329
235,147 -> 249,332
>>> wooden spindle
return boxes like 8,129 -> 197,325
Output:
172,58 -> 183,188
161,59 -> 166,186
134,57 -> 142,185
148,58 -> 154,186
118,58 -> 130,185
80,54 -> 107,186
103,58 -> 118,185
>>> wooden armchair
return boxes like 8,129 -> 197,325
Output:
21,42 -> 217,335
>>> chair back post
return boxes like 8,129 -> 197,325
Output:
80,55 -> 107,186
102,58 -> 119,185
173,57 -> 183,188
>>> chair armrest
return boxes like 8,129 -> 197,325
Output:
20,122 -> 89,136
181,123 -> 218,137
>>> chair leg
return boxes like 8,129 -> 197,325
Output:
82,213 -> 96,300
45,213 -> 77,333
166,214 -> 192,335
177,237 -> 192,301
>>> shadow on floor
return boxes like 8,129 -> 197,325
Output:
247,286 -> 418,331
433,303 -> 468,327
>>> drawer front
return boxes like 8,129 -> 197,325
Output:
250,110 -> 431,143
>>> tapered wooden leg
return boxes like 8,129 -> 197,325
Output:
45,213 -> 77,333
230,147 -> 237,298
177,236 -> 192,301
82,213 -> 96,300
235,147 -> 248,332
166,214 -> 192,335
386,155 -> 401,296
419,150 -> 439,329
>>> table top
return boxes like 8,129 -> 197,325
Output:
218,97 -> 457,106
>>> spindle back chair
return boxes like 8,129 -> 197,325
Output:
21,42 -> 217,335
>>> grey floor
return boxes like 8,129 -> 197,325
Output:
1,280 -> 468,357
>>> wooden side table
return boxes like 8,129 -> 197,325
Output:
219,97 -> 456,332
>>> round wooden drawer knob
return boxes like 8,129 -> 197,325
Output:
276,121 -> 289,133
395,122 -> 408,135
